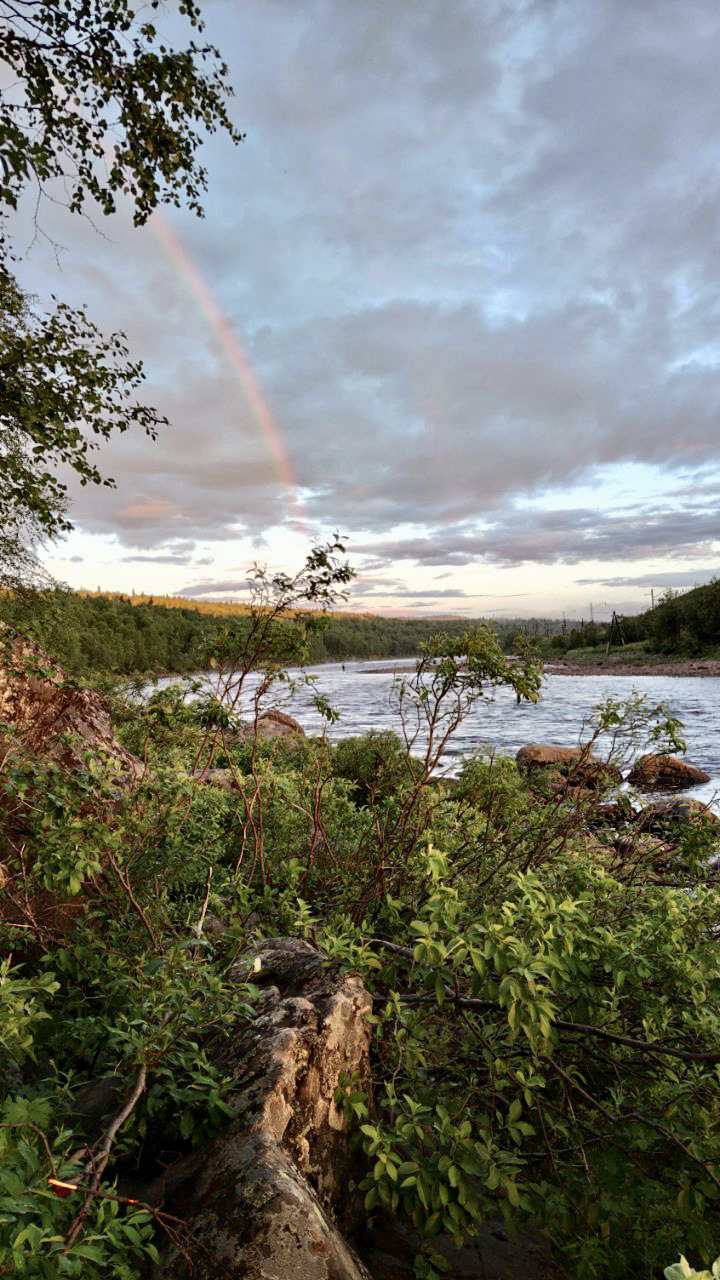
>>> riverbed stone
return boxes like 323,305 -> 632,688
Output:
628,754 -> 711,791
517,744 -> 621,790
638,797 -> 717,833
255,709 -> 306,738
516,744 -> 588,768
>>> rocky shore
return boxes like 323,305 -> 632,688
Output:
363,656 -> 720,679
546,657 -> 720,678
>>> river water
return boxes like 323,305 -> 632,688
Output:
181,659 -> 720,808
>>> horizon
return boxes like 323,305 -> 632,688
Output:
10,0 -> 720,617
47,582 -> 707,629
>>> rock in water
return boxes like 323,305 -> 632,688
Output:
516,744 -> 588,768
628,754 -> 710,791
516,743 -> 621,789
151,938 -> 373,1280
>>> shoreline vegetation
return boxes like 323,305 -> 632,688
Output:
2,577 -> 719,679
2,606 -> 719,1280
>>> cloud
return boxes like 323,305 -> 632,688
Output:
576,570 -> 718,589
122,553 -> 192,564
177,575 -> 468,602
178,579 -> 251,598
366,587 -> 468,599
353,501 -> 720,567
13,0 -> 720,573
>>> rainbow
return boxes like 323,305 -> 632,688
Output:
150,212 -> 308,533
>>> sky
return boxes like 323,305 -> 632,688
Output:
14,0 -> 720,620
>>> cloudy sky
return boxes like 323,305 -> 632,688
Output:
15,0 -> 720,618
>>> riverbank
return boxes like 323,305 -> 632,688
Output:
362,656 -> 720,678
547,656 -> 720,678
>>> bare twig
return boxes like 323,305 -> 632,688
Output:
64,1064 -> 147,1250
194,865 -> 213,938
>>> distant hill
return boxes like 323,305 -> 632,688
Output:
548,577 -> 720,659
633,577 -> 720,654
0,589 -> 498,676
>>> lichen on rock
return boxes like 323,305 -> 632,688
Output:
150,938 -> 373,1280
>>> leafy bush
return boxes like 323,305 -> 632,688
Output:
2,569 -> 719,1277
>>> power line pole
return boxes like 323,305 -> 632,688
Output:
605,610 -> 626,654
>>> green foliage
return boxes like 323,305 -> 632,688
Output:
646,581 -> 720,655
547,579 -> 720,660
587,690 -> 687,760
0,962 -> 59,1068
0,0 -> 241,223
0,269 -> 165,587
0,588 -> 494,675
0,747 -> 259,1276
333,730 -> 418,804
324,846 -> 720,1278
0,1108 -> 159,1279
2,564 -> 720,1277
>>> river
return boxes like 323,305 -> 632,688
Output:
176,659 -> 720,807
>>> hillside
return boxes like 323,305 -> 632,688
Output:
547,578 -> 720,661
0,590 -> 487,676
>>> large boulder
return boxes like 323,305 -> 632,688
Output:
516,744 -> 587,769
638,797 -> 718,835
254,709 -> 306,740
628,754 -> 711,791
150,938 -> 373,1280
516,744 -> 621,790
0,634 -> 143,780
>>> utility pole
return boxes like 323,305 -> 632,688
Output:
605,611 -> 626,654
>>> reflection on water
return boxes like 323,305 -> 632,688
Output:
168,659 -> 720,808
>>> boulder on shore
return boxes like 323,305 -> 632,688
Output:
0,633 -> 144,781
516,744 -> 588,768
628,754 -> 710,791
150,938 -> 373,1280
638,797 -> 717,835
516,744 -> 621,789
254,709 -> 306,739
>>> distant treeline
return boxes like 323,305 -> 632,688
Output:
10,581 -> 714,675
547,579 -> 720,656
0,590 -> 526,676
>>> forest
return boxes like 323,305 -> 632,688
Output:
546,580 -> 720,658
4,577 -> 716,679
0,589 -> 530,675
